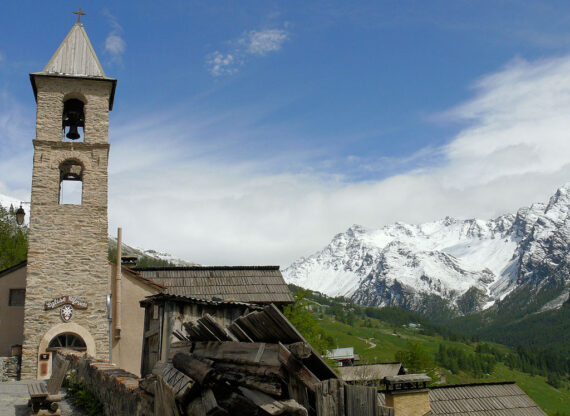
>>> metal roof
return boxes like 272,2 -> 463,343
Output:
134,266 -> 294,305
41,22 -> 106,78
30,22 -> 117,110
339,363 -> 403,382
139,293 -> 261,309
326,347 -> 355,360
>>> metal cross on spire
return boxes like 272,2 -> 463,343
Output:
73,8 -> 86,23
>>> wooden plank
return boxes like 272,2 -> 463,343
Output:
28,382 -> 48,398
345,384 -> 378,416
277,342 -> 320,392
154,375 -> 181,416
172,353 -> 214,385
168,341 -> 192,360
144,326 -> 160,338
227,322 -> 254,342
191,342 -> 282,368
47,358 -> 69,394
238,387 -> 308,416
202,389 -> 228,416
199,314 -> 238,341
264,305 -> 339,381
288,375 -> 310,412
316,379 -> 345,416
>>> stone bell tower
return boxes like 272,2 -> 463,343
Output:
21,17 -> 117,379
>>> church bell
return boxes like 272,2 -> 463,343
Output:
62,99 -> 85,140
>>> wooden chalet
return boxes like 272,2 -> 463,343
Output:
133,265 -> 294,305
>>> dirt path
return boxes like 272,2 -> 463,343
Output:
359,337 -> 377,349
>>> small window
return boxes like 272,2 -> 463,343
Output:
9,289 -> 25,306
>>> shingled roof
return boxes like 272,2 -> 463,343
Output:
133,266 -> 294,305
428,382 -> 546,415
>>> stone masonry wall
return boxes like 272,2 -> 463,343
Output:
0,357 -> 21,382
21,75 -> 113,379
56,351 -> 153,416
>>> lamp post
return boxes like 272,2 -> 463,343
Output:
14,202 -> 30,226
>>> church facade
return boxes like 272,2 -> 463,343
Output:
20,20 -> 117,380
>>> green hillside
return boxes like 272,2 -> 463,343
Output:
286,287 -> 570,416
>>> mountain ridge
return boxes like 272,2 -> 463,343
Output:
283,183 -> 570,317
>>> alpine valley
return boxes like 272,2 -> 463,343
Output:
283,183 -> 570,320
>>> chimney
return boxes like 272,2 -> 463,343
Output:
383,374 -> 431,416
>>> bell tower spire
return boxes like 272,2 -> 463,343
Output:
21,18 -> 117,379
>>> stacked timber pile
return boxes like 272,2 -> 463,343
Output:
141,304 -> 391,416
140,304 -> 338,415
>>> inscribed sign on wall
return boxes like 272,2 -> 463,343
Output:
44,295 -> 88,310
44,295 -> 88,323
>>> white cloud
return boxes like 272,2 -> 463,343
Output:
206,27 -> 289,76
206,52 -> 238,76
4,53 -> 570,268
106,35 -> 126,56
103,10 -> 126,61
111,53 -> 570,266
243,29 -> 288,55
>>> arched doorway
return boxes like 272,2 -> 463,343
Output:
37,323 -> 96,379
47,333 -> 87,352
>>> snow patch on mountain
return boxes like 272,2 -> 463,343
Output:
284,183 -> 570,314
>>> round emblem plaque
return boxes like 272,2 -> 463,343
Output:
60,304 -> 74,322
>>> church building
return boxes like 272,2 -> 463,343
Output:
21,17 -> 117,379
0,15 -> 293,381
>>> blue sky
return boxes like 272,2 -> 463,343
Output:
2,1 -> 570,265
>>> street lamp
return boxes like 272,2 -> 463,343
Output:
15,204 -> 26,225
14,202 -> 30,226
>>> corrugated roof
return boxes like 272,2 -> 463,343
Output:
134,266 -> 294,305
339,363 -> 403,382
428,383 -> 546,415
327,347 -> 354,360
41,23 -> 106,78
377,383 -> 546,415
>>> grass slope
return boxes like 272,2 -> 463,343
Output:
318,313 -> 570,415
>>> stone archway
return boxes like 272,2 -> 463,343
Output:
36,322 -> 96,379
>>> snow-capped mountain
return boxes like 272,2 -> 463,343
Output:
284,184 -> 570,315
108,237 -> 198,267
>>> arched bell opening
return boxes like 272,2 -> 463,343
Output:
62,98 -> 85,142
59,159 -> 84,205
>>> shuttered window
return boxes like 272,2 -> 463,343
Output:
9,289 -> 25,306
